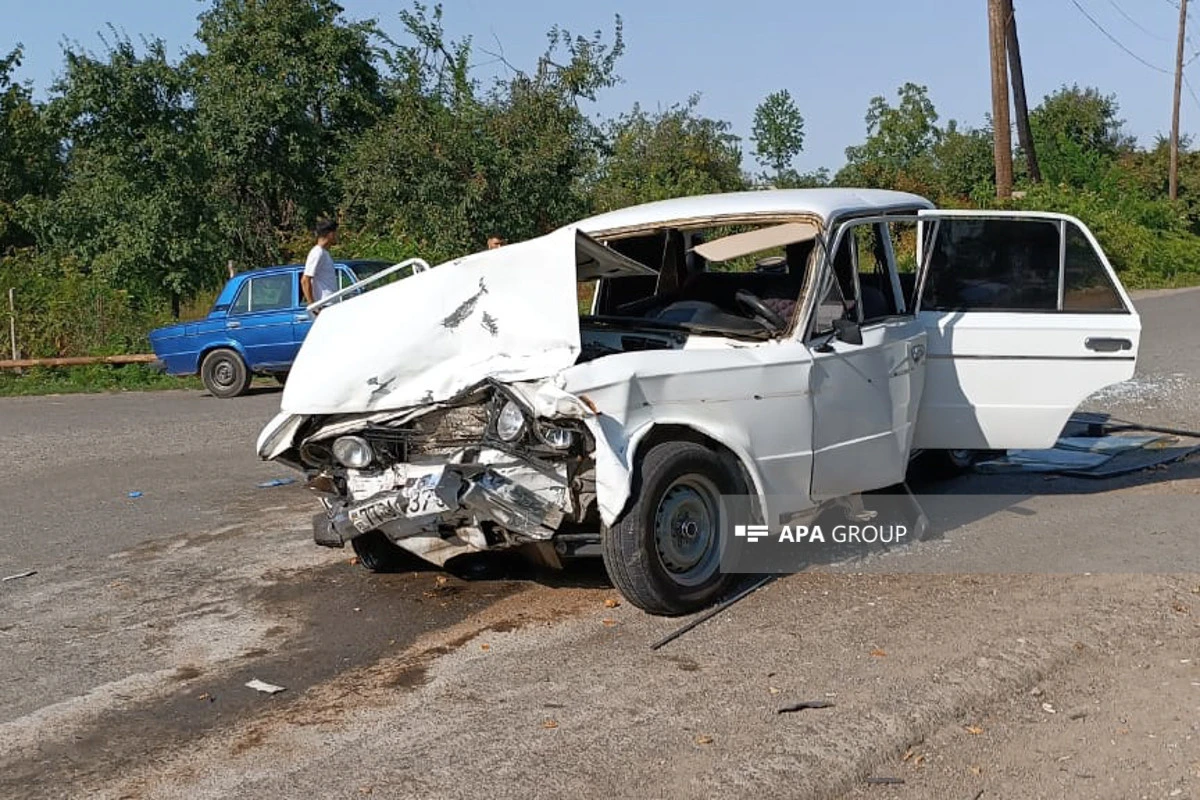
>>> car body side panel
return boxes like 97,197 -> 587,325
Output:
561,340 -> 817,527
809,319 -> 927,499
912,311 -> 1139,449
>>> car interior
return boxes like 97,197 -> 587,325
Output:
589,218 -> 910,340
590,226 -> 817,336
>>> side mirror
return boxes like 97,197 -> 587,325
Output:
833,318 -> 863,346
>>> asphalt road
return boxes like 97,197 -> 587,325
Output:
1,288 -> 1198,800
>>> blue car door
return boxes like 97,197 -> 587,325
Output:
225,272 -> 298,369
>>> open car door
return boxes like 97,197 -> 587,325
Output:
912,210 -> 1140,451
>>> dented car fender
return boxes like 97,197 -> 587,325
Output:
583,410 -> 770,528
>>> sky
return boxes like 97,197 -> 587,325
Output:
3,0 -> 1196,173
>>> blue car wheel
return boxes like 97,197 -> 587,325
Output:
200,348 -> 251,399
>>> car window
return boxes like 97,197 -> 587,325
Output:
854,223 -> 901,322
922,218 -> 1059,311
809,232 -> 859,337
1063,222 -> 1125,311
230,273 -> 293,315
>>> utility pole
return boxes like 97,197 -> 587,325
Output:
1006,0 -> 1040,183
1171,0 -> 1188,201
989,0 -> 1014,198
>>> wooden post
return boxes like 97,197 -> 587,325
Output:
7,288 -> 16,361
1171,0 -> 1188,201
989,0 -> 1014,198
1006,0 -> 1041,183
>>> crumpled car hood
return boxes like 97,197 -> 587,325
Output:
281,228 -> 583,415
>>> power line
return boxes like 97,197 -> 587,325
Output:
1107,0 -> 1170,41
1069,0 -> 1173,74
1185,72 -> 1200,113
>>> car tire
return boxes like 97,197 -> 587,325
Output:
602,440 -> 743,616
351,530 -> 427,573
200,348 -> 251,398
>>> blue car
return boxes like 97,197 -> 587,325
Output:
150,260 -> 395,398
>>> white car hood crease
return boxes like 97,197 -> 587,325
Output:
281,228 -> 583,415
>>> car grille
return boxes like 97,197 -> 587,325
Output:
363,404 -> 491,461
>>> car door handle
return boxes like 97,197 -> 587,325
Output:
294,314 -> 310,322
1085,337 -> 1132,352
227,321 -> 241,329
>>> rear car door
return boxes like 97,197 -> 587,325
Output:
807,216 -> 928,500
912,210 -> 1140,450
226,271 -> 299,369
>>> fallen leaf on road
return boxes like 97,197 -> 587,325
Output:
913,754 -> 927,766
602,618 -> 617,627
695,735 -> 713,745
603,598 -> 620,608
1172,601 -> 1190,614
970,765 -> 983,776
902,748 -> 914,762
480,643 -> 490,651
965,725 -> 984,735
348,557 -> 360,566
1041,702 -> 1057,714
435,575 -> 449,586
197,693 -> 214,703
870,648 -> 887,657
769,686 -> 781,695
542,719 -> 558,729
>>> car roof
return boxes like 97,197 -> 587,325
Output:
572,188 -> 934,236
244,259 -> 390,277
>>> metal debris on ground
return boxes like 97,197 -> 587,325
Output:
245,679 -> 286,694
1,570 -> 36,582
649,575 -> 775,651
257,477 -> 297,488
776,700 -> 835,714
973,412 -> 1200,477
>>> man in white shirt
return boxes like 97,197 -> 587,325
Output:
301,219 -> 339,311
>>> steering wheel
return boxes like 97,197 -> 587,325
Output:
735,290 -> 787,332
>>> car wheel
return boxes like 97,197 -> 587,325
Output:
602,440 -> 743,616
351,530 -> 427,573
200,348 -> 251,398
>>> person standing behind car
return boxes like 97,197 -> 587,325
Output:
301,219 -> 339,312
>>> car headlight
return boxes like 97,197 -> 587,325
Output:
541,426 -> 574,450
496,400 -> 526,442
332,436 -> 373,468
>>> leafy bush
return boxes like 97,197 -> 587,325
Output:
0,250 -> 173,358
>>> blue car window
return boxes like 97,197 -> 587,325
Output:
231,273 -> 293,315
230,282 -> 251,315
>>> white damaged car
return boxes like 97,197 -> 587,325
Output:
257,189 -> 1140,614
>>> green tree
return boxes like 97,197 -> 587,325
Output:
931,120 -> 994,202
341,4 -> 624,258
0,46 -> 60,250
37,35 -> 220,311
190,0 -> 388,266
751,89 -> 805,184
1029,85 -> 1135,190
591,95 -> 745,211
838,82 -> 940,191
